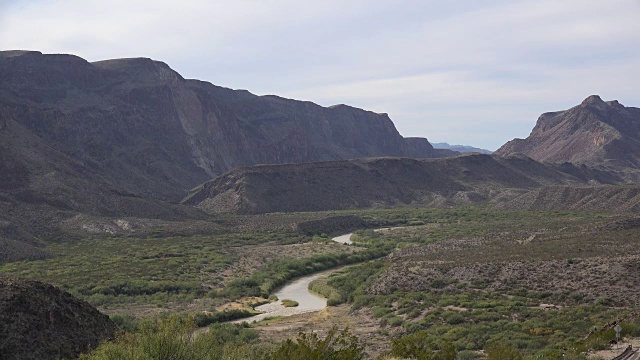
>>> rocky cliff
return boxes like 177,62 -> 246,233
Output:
0,50 -> 453,202
495,95 -> 640,168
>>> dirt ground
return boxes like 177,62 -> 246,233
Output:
254,304 -> 393,358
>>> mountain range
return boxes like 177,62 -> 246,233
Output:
431,142 -> 492,154
2,50 -> 640,261
182,154 -> 622,214
0,50 -> 453,202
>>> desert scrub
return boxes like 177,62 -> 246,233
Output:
0,230 -> 310,307
282,299 -> 299,307
81,315 -> 271,360
321,261 -> 388,305
193,309 -> 256,327
224,248 -> 390,299
308,277 -> 342,306
269,326 -> 365,360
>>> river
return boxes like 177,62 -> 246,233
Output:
231,233 -> 354,323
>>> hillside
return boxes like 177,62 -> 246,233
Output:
0,276 -> 116,360
182,154 -> 623,214
0,50 -> 454,203
495,95 -> 640,168
0,117 -> 206,262
498,185 -> 640,213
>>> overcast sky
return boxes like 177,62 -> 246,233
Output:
1,0 -> 639,150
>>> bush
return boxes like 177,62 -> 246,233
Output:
485,342 -> 523,360
193,310 -> 255,327
269,327 -> 365,360
109,314 -> 139,332
391,331 -> 457,360
81,315 -> 268,360
282,299 -> 299,307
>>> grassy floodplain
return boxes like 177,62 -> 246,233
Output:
3,206 -> 640,358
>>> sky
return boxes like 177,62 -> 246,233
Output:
1,0 -> 639,150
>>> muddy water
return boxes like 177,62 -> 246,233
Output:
332,233 -> 353,244
231,269 -> 335,323
231,233 -> 353,323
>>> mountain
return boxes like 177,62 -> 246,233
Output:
0,276 -> 116,360
0,50 -> 455,203
0,116 -> 207,262
495,95 -> 640,168
182,154 -> 623,214
431,142 -> 492,154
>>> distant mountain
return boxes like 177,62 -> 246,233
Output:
182,154 -> 623,214
0,50 -> 455,203
0,50 -> 460,262
495,95 -> 640,168
432,142 -> 492,154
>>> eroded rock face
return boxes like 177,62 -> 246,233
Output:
0,50 -> 452,202
0,276 -> 116,360
182,154 -> 624,214
495,95 -> 640,168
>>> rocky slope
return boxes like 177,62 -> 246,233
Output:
0,276 -> 116,360
495,95 -> 640,168
182,154 -> 623,214
0,117 -> 205,262
0,50 -> 454,202
497,185 -> 640,213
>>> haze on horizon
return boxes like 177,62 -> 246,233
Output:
1,0 -> 639,150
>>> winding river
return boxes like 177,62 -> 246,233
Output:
232,233 -> 354,323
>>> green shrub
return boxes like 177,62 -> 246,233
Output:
391,331 -> 457,360
82,315 -> 268,360
109,314 -> 139,333
484,342 -> 523,360
193,310 -> 255,327
282,299 -> 299,307
269,327 -> 365,360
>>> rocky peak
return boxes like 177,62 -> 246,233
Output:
495,96 -> 640,168
581,94 -> 606,107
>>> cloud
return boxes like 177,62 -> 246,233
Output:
0,0 -> 639,149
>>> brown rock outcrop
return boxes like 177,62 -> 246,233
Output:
0,276 -> 116,360
495,95 -> 640,168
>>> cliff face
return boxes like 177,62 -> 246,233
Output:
182,154 -> 623,214
495,95 -> 640,168
0,51 -> 453,201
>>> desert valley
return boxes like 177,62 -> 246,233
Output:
1,48 -> 640,360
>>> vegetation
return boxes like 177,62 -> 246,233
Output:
282,299 -> 299,307
390,332 -> 457,360
223,247 -> 389,299
4,205 -> 640,357
83,316 -> 363,360
81,315 -> 270,360
0,229 -> 344,307
269,327 -> 365,360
